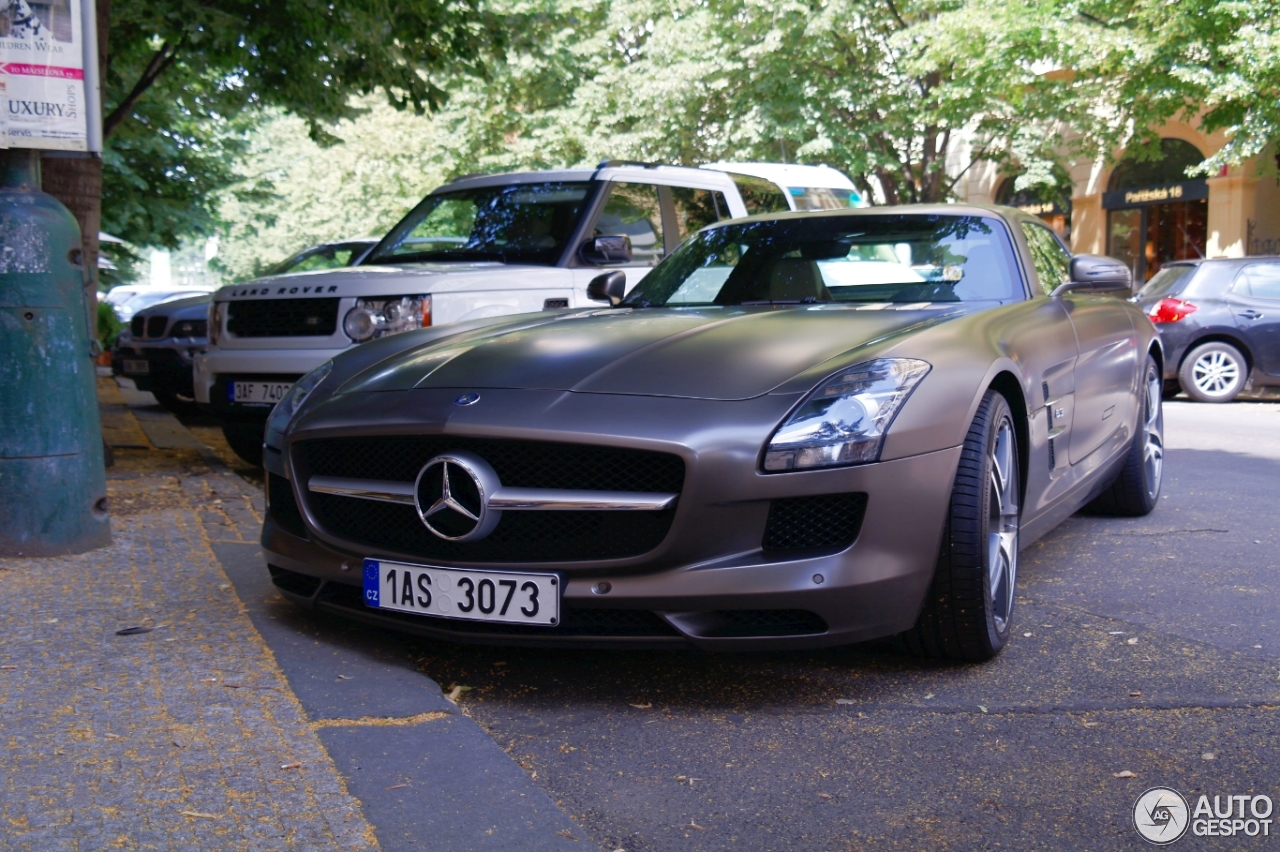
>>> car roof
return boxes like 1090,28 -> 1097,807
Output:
722,202 -> 1023,227
703,162 -> 858,190
435,163 -> 738,193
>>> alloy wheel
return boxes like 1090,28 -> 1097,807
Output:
987,417 -> 1019,633
1192,350 -> 1240,397
1143,366 -> 1164,499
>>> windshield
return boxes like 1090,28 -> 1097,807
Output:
622,214 -> 1022,307
267,242 -> 372,275
365,181 -> 592,266
1135,264 -> 1195,300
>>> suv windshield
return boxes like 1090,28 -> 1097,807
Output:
365,181 -> 592,266
623,214 -> 1021,307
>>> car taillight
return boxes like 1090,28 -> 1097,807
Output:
1148,298 -> 1198,324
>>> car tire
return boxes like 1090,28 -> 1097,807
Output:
1087,355 -> 1164,517
1179,341 -> 1247,403
221,422 -> 265,467
903,390 -> 1020,662
152,390 -> 201,417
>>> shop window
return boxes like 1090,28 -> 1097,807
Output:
1105,139 -> 1208,283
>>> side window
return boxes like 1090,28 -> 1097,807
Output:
670,187 -> 730,243
595,183 -> 665,265
1235,264 -> 1280,300
727,173 -> 791,216
1021,223 -> 1071,296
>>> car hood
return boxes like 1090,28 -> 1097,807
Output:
215,261 -> 567,300
340,305 -> 967,401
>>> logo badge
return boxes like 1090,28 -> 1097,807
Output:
454,393 -> 480,406
413,452 -> 502,541
1134,787 -> 1190,845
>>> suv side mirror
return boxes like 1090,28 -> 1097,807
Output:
587,270 -> 627,306
1053,255 -> 1132,297
580,235 -> 633,265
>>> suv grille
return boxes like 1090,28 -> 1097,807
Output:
297,437 -> 685,563
130,316 -> 145,337
762,493 -> 868,551
227,298 -> 339,338
145,315 -> 169,338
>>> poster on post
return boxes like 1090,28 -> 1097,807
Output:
0,0 -> 88,150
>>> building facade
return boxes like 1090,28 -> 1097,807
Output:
961,119 -> 1280,284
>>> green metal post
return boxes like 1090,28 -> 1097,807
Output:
0,148 -> 111,556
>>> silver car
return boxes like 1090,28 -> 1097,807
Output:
259,206 -> 1163,661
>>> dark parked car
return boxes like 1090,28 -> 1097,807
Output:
113,294 -> 211,414
260,205 -> 1164,661
1133,258 -> 1280,402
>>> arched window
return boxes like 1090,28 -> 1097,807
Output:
995,169 -> 1073,240
1108,139 -> 1205,191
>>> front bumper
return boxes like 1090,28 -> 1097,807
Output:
113,344 -> 201,395
261,388 -> 962,650
194,346 -> 345,404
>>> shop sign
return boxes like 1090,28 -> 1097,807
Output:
0,0 -> 89,151
1103,179 -> 1209,209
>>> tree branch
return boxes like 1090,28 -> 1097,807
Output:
103,37 -> 184,138
883,0 -> 908,31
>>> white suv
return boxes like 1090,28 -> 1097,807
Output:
194,162 -> 847,463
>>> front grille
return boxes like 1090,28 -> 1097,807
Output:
227,298 -> 339,338
145,315 -> 168,338
310,493 -> 674,562
267,473 -> 307,538
702,609 -> 828,637
130,316 -> 145,337
762,493 -> 868,551
297,437 -> 684,563
315,581 -> 680,637
299,437 -> 685,493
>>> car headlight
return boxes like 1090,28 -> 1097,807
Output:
763,358 -> 931,471
343,295 -> 432,343
264,361 -> 333,448
208,302 -> 224,345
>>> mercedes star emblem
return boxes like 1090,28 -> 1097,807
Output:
413,452 -> 502,541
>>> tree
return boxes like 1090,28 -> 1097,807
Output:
43,0 -> 497,288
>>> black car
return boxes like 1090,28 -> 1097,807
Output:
1133,258 -> 1280,402
113,294 -> 212,414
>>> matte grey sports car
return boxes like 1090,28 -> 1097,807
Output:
260,205 -> 1164,661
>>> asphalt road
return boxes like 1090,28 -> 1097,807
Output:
390,400 -> 1280,851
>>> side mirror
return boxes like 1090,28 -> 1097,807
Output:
1052,255 -> 1132,297
586,270 -> 627,306
579,234 -> 633,265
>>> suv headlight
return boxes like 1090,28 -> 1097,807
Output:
264,361 -> 333,448
208,302 -> 225,345
763,358 -> 931,471
343,295 -> 432,343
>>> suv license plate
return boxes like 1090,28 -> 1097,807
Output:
363,559 -> 560,626
228,381 -> 292,404
123,359 -> 150,374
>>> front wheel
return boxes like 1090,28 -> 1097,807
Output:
1087,355 -> 1163,516
903,390 -> 1020,662
1179,341 -> 1247,403
221,422 -> 265,467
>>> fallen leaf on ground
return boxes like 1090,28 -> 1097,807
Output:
336,675 -> 352,681
279,762 -> 301,770
555,829 -> 577,840
1108,631 -> 1125,636
44,618 -> 58,624
1202,752 -> 1216,761
818,793 -> 832,799
445,684 -> 472,702
180,810 -> 219,819
978,705 -> 988,714
104,733 -> 122,740
0,665 -> 16,670
115,626 -> 154,636
559,743 -> 578,753
199,677 -> 217,683
218,584 -> 231,592
628,703 -> 652,710
1129,691 -> 1143,697
386,783 -> 408,790
1126,637 -> 1139,645
1113,770 -> 1137,779
689,821 -> 706,831
1023,632 -> 1032,638
1082,721 -> 1100,728
834,699 -> 856,705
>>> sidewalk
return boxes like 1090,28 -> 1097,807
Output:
0,377 -> 589,851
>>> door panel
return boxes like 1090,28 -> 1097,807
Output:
1065,296 -> 1139,464
1228,263 -> 1280,376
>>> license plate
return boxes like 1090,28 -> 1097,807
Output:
228,381 -> 292,404
123,359 -> 150,374
363,559 -> 560,626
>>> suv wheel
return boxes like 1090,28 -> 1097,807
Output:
1179,341 -> 1247,403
